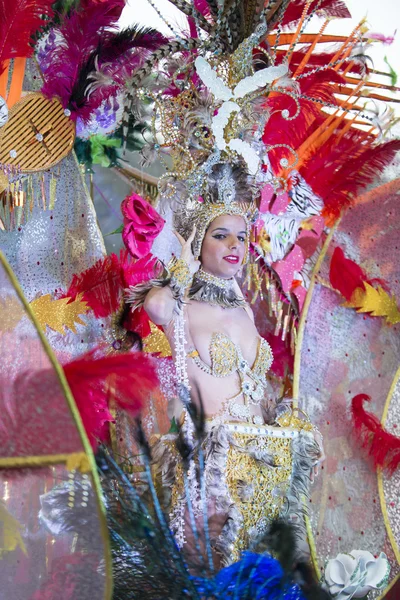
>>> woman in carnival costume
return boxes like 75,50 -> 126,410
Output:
125,22 -> 326,555
127,157 -> 323,566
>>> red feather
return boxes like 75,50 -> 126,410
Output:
63,350 -> 159,449
263,71 -> 344,172
305,138 -> 400,220
0,0 -> 54,71
65,253 -> 124,318
351,394 -> 400,475
280,0 -> 351,28
65,250 -> 161,319
329,247 -> 369,300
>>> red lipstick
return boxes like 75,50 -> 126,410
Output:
223,255 -> 239,264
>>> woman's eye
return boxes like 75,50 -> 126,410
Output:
213,234 -> 226,240
238,236 -> 246,242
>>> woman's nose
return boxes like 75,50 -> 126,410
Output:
228,237 -> 237,249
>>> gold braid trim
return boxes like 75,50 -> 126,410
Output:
0,452 -> 90,472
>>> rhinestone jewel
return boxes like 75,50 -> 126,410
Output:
35,133 -> 44,142
9,149 -> 17,158
242,381 -> 252,393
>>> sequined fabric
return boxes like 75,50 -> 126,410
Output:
0,60 -> 106,362
382,371 -> 400,569
297,184 -> 400,592
0,257 -> 107,600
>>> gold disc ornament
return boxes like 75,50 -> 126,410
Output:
0,93 -> 75,172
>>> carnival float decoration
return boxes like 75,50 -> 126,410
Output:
0,0 -> 399,598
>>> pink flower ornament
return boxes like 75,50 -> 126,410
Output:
121,193 -> 165,258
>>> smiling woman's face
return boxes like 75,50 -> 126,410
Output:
200,214 -> 247,278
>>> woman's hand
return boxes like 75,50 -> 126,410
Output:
174,225 -> 201,276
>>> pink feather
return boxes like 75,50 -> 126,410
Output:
41,2 -> 167,121
41,1 -> 124,118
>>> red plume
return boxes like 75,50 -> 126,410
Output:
65,250 -> 161,319
0,0 -> 54,71
329,246 -> 387,301
304,137 -> 400,220
65,253 -> 124,318
329,247 -> 368,301
351,394 -> 400,475
280,0 -> 350,28
63,350 -> 159,450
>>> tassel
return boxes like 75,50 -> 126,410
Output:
290,319 -> 297,355
281,308 -> 290,342
274,300 -> 283,336
29,176 -> 34,212
41,174 -> 46,210
49,173 -> 57,209
265,273 -> 273,317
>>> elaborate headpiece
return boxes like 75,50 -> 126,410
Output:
174,157 -> 257,259
122,0 -> 399,335
129,14 -> 288,256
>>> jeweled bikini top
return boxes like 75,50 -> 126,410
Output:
188,332 -> 273,425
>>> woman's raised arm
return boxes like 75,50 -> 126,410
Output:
144,285 -> 177,326
144,225 -> 200,326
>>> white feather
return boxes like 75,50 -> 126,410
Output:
211,101 -> 240,149
195,57 -> 232,101
233,64 -> 288,99
228,139 -> 260,175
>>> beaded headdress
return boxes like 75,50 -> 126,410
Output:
174,156 -> 257,259
127,14 -> 287,256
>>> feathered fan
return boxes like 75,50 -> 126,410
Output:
41,1 -> 167,122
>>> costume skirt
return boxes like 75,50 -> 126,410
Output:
152,419 -> 320,565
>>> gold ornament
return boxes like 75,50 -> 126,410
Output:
0,502 -> 27,558
346,282 -> 400,326
0,93 -> 75,173
29,293 -> 89,335
143,321 -> 172,357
